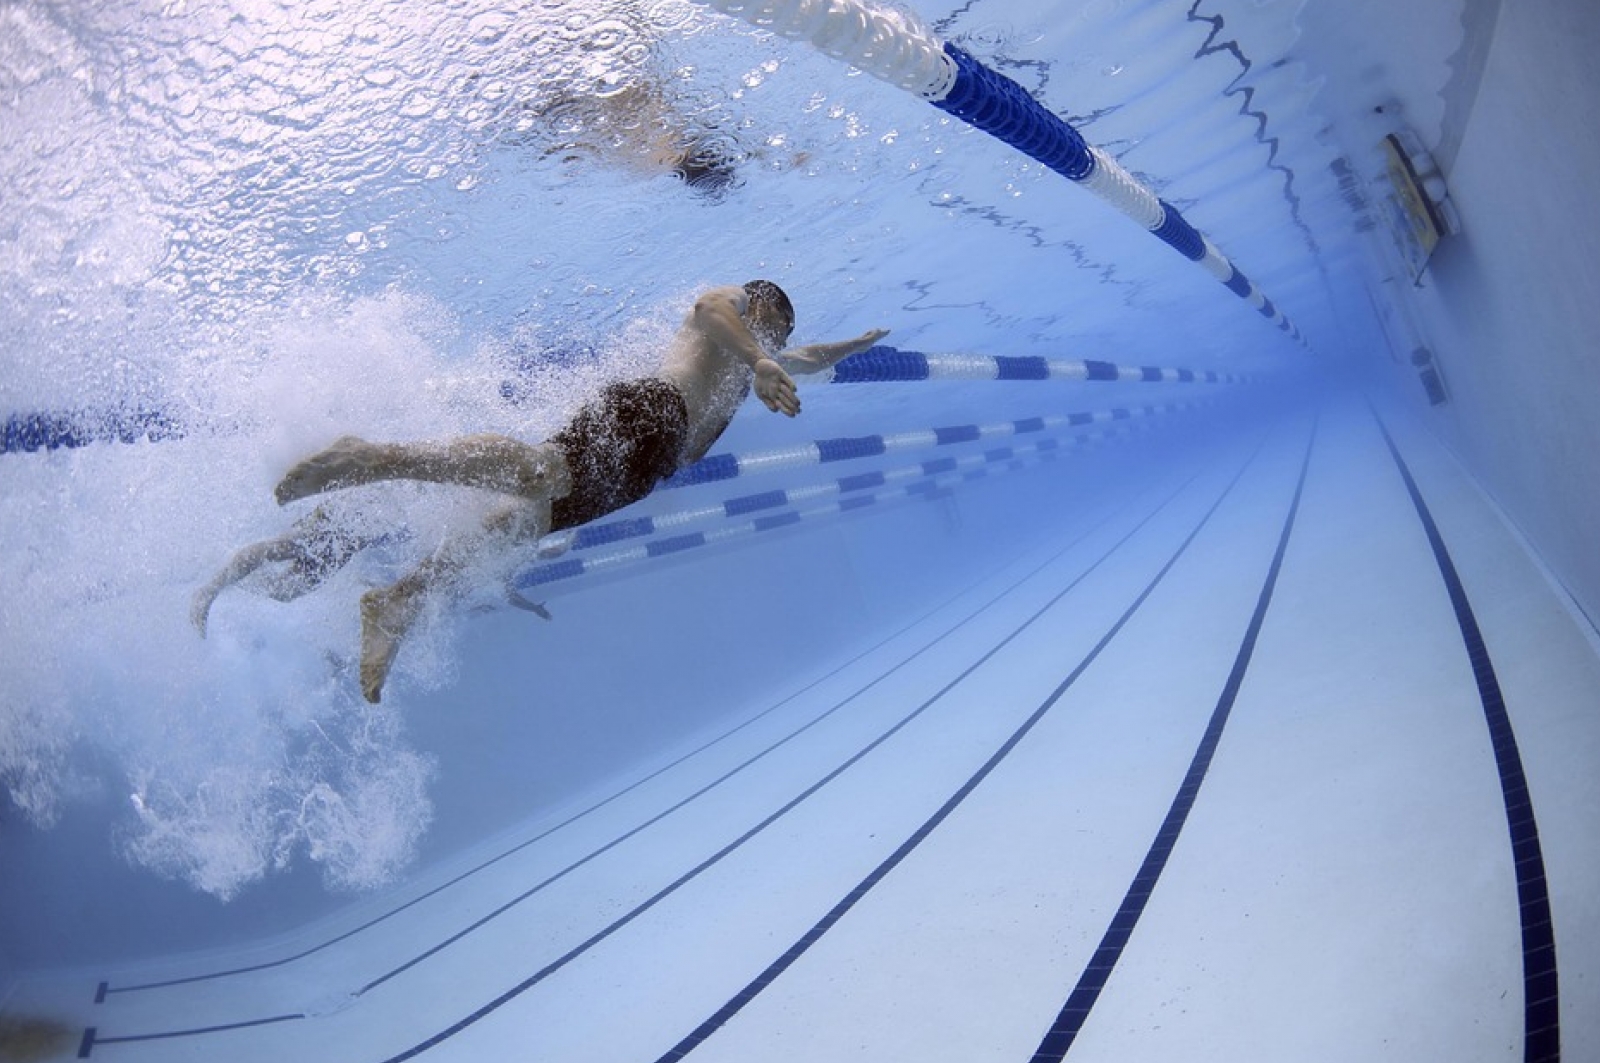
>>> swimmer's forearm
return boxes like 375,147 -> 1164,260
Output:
775,342 -> 846,373
777,328 -> 890,375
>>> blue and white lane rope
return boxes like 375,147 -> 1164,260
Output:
1,407 -> 183,455
695,0 -> 1304,343
517,424 -> 1122,591
548,409 -> 1184,556
520,476 -> 963,590
1,353 -> 1240,457
661,399 -> 1210,489
819,346 -> 1257,384
519,401 -> 1216,587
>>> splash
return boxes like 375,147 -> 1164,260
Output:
0,0 -> 710,900
0,267 -> 687,900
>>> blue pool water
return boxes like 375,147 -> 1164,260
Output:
2,0 -> 1597,1060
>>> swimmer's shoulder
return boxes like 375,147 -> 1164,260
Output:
691,285 -> 749,319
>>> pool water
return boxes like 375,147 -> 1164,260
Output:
1,0 -> 1596,1060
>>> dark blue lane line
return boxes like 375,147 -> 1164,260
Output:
103,658 -> 899,996
650,427 -> 1282,1063
104,542 -> 1049,998
1028,415 -> 1316,1062
77,1014 -> 302,1059
1374,416 -> 1561,1063
77,467 -> 1191,1056
354,480 -> 1151,998
372,454 -> 1239,1063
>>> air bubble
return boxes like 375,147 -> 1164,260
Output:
643,0 -> 697,32
468,10 -> 513,43
582,19 -> 632,53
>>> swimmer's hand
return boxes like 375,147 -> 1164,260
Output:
846,327 -> 890,351
776,328 -> 892,377
755,357 -> 800,417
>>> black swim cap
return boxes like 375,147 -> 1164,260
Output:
742,279 -> 795,338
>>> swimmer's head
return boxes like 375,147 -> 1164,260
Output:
743,280 -> 795,348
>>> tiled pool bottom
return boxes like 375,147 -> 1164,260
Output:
7,399 -> 1596,1063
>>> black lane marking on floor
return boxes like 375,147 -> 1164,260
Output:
76,462 -> 1198,1056
1028,415 -> 1316,1061
77,1014 -> 303,1059
101,524 -> 1057,999
371,458 -> 1238,1063
1375,416 -> 1560,1063
353,483 -> 1155,998
102,637 -> 924,997
649,428 -> 1280,1063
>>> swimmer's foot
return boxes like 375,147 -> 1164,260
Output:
359,583 -> 423,704
191,586 -> 218,638
276,436 -> 382,505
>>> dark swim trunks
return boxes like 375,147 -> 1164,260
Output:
548,378 -> 690,532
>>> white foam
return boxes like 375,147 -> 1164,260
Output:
0,280 -> 638,899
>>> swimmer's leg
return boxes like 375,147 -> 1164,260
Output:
276,434 -> 571,505
359,497 -> 551,703
359,578 -> 427,704
192,531 -> 310,636
191,507 -> 358,635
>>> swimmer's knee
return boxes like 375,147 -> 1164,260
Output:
445,435 -> 567,499
452,433 -> 523,461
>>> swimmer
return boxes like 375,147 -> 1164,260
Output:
191,505 -> 392,637
531,78 -> 756,200
268,282 -> 888,703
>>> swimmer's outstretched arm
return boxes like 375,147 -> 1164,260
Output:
776,328 -> 891,375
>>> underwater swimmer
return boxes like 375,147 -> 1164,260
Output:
263,282 -> 888,703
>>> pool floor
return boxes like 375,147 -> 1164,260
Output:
7,396 -> 1597,1062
